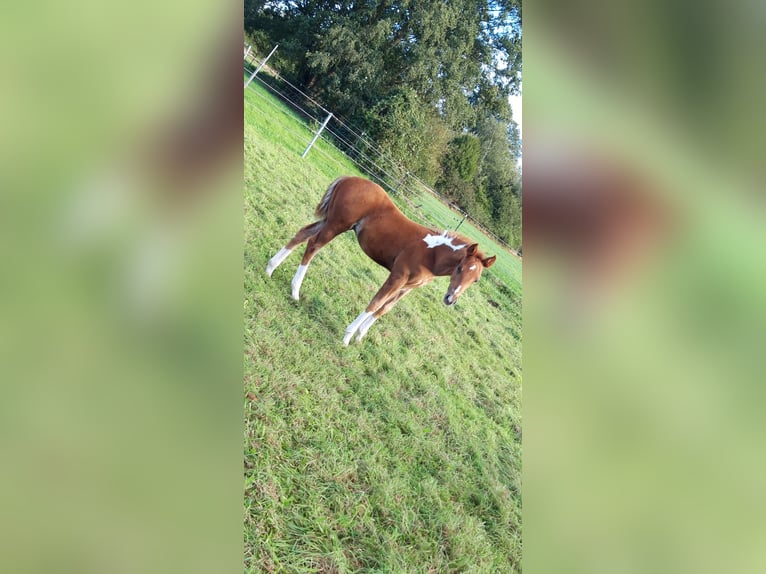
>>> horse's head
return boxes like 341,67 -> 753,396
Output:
444,244 -> 496,306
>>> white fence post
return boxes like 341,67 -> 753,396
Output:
302,112 -> 333,158
244,44 -> 252,61
244,44 -> 278,89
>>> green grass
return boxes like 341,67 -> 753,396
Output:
244,78 -> 522,573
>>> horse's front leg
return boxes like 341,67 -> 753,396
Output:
353,287 -> 413,343
343,273 -> 407,346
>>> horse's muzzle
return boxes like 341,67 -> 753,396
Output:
444,293 -> 456,306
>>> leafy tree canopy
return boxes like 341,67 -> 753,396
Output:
245,0 -> 522,248
246,0 -> 521,130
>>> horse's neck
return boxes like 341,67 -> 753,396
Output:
430,246 -> 464,276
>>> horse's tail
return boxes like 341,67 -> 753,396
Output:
315,176 -> 346,218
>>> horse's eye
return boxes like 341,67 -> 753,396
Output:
457,265 -> 463,274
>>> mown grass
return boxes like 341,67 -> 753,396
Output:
244,77 -> 522,573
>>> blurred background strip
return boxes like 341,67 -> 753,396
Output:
524,0 -> 766,573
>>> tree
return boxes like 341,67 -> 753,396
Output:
443,134 -> 481,182
245,0 -> 522,131
245,0 -> 522,241
369,88 -> 451,185
476,116 -> 522,247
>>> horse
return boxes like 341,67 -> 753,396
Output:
265,176 -> 496,345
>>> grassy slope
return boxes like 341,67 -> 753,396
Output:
244,79 -> 522,573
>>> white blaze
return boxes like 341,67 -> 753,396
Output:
422,231 -> 466,251
469,264 -> 477,270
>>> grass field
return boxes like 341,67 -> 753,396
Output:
244,77 -> 522,573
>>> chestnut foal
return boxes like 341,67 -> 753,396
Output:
266,176 -> 495,345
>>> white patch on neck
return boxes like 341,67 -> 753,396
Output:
423,231 -> 466,251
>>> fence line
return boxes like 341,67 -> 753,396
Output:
244,88 -> 410,194
244,48 -> 521,258
244,70 -> 415,197
244,49 -> 422,182
244,92 -> 329,158
243,51 -> 422,193
244,100 -> 352,178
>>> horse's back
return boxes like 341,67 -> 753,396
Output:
326,176 -> 396,222
314,176 -> 422,270
336,176 -> 392,205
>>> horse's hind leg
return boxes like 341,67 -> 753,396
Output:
265,221 -> 323,277
290,225 -> 344,300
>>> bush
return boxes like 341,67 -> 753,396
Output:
369,90 -> 451,185
442,134 -> 481,182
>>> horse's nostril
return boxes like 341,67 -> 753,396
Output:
444,294 -> 453,305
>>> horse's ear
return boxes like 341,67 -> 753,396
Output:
482,255 -> 497,268
467,243 -> 479,256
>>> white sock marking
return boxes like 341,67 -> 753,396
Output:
343,311 -> 373,346
291,264 -> 308,300
422,231 -> 466,250
266,247 -> 293,277
355,313 -> 378,342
